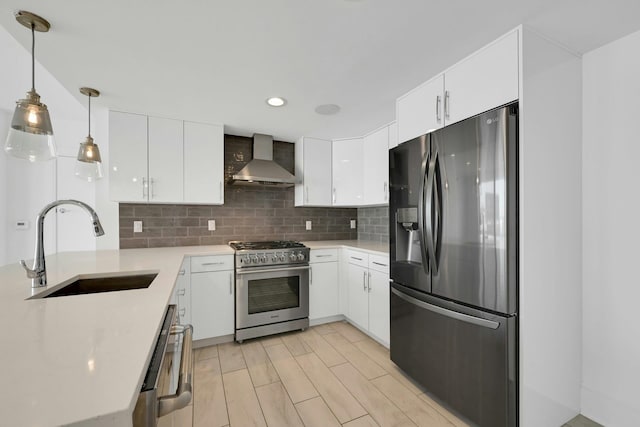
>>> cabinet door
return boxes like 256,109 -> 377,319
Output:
363,126 -> 389,205
174,259 -> 191,326
191,270 -> 234,340
347,263 -> 369,329
109,111 -> 148,202
396,74 -> 444,144
296,137 -> 332,206
184,121 -> 224,204
332,138 -> 364,206
388,121 -> 398,149
368,269 -> 390,344
309,262 -> 339,319
444,31 -> 519,125
148,117 -> 183,203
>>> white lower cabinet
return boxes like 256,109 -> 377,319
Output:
187,255 -> 234,341
346,250 -> 390,344
309,249 -> 339,320
172,259 -> 191,326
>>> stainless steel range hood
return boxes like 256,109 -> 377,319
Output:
228,134 -> 295,187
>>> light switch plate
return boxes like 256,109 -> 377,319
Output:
15,220 -> 29,230
133,221 -> 143,233
350,219 -> 356,229
208,220 -> 216,231
306,220 -> 312,231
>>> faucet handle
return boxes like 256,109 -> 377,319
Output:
20,260 -> 38,278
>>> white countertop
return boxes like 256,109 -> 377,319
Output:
0,240 -> 384,426
0,245 -> 232,427
302,240 -> 389,255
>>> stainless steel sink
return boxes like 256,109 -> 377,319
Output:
29,271 -> 158,299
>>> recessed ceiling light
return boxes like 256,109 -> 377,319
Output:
315,104 -> 341,115
266,97 -> 287,107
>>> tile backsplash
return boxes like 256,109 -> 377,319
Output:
357,206 -> 389,243
119,135 -> 357,248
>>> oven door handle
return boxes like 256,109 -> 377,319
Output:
236,265 -> 310,275
157,324 -> 193,417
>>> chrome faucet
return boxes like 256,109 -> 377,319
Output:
21,199 -> 105,288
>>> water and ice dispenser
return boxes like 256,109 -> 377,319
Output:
395,207 -> 423,265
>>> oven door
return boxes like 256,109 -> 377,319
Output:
236,265 -> 309,329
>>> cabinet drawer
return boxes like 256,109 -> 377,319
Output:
310,248 -> 338,263
369,254 -> 390,274
347,250 -> 369,267
191,255 -> 234,273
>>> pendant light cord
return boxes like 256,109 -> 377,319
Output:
31,23 -> 35,92
88,94 -> 91,137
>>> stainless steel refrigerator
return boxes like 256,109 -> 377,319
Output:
389,102 -> 518,427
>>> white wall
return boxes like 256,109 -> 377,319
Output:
582,30 -> 640,427
519,27 -> 583,427
0,24 -> 120,267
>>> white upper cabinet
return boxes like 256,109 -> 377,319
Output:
332,137 -> 364,206
109,111 -> 225,204
295,137 -> 332,206
184,121 -> 224,204
444,31 -> 519,125
148,117 -> 183,203
388,121 -> 398,149
109,111 -> 148,202
363,126 -> 390,206
397,74 -> 445,143
396,30 -> 519,144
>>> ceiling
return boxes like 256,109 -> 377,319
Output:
1,0 -> 640,142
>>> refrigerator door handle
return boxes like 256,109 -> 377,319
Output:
425,150 -> 438,273
417,143 -> 431,275
391,287 -> 500,330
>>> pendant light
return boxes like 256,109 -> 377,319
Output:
75,87 -> 103,181
4,11 -> 56,162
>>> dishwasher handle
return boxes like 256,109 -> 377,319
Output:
157,324 -> 193,417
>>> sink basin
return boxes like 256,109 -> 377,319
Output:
30,272 -> 158,299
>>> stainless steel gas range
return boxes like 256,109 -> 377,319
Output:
229,241 -> 310,343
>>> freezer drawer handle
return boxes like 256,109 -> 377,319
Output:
157,324 -> 194,417
391,288 -> 500,329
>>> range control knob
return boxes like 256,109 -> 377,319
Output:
251,256 -> 259,264
279,254 -> 286,262
297,253 -> 305,261
289,253 -> 297,261
260,255 -> 267,263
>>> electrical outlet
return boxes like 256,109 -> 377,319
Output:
15,220 -> 29,230
208,220 -> 216,231
350,219 -> 356,229
305,220 -> 312,231
133,221 -> 143,233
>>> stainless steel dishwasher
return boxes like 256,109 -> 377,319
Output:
133,305 -> 193,426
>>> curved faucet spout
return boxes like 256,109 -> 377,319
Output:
21,199 -> 105,288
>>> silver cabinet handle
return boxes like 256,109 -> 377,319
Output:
178,269 -> 186,276
362,270 -> 367,291
368,271 -> 371,292
332,188 -> 336,204
436,95 -> 441,123
351,256 -> 363,261
306,185 -> 309,204
372,262 -> 388,267
310,266 -> 313,285
219,181 -> 223,201
444,91 -> 450,120
177,288 -> 186,296
201,262 -> 225,266
314,254 -> 333,258
150,178 -> 155,199
229,272 -> 233,295
142,177 -> 147,199
391,287 -> 499,329
157,324 -> 193,416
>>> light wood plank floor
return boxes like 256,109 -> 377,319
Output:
162,320 -> 601,427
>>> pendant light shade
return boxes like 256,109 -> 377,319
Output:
4,11 -> 56,162
75,87 -> 103,181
